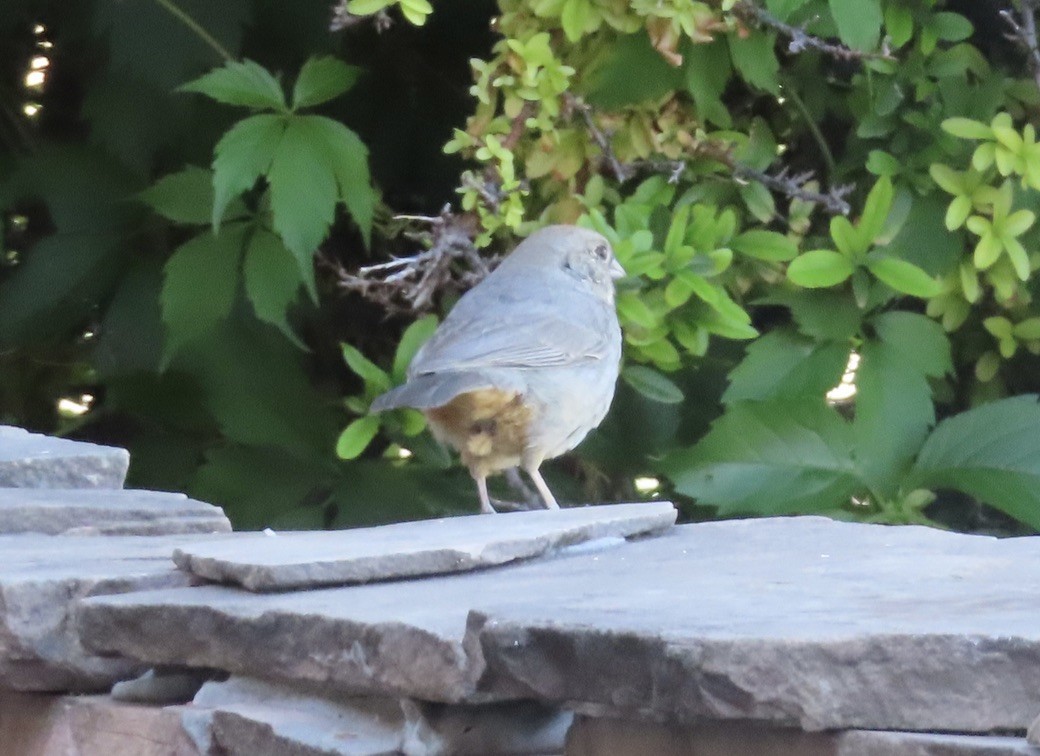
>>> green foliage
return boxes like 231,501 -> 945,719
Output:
7,0 -> 1040,534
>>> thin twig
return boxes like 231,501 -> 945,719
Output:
323,208 -> 496,313
733,0 -> 895,62
151,0 -> 233,62
330,2 -> 393,32
1001,0 -> 1040,93
565,95 -> 633,182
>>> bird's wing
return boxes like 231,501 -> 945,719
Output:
410,281 -> 615,375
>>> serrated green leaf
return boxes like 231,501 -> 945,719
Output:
853,341 -> 935,496
212,114 -> 287,230
622,364 -> 684,404
908,395 -> 1040,530
243,230 -> 305,348
683,39 -> 732,128
759,288 -> 863,341
731,230 -> 798,261
866,255 -> 943,297
336,415 -> 382,460
723,329 -> 850,403
872,311 -> 952,378
729,30 -> 780,94
179,59 -> 286,111
140,166 -> 214,225
342,342 -> 391,393
788,250 -> 855,288
659,399 -> 864,515
829,0 -> 882,51
393,314 -> 439,382
299,115 -> 377,247
292,56 -> 361,110
267,118 -> 338,288
161,226 -> 246,363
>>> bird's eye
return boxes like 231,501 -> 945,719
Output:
593,243 -> 609,260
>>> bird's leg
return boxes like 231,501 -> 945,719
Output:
525,466 -> 560,509
474,474 -> 497,514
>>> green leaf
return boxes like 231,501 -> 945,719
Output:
299,115 -> 377,247
243,230 -> 305,348
583,31 -> 685,108
621,364 -> 684,404
399,0 -> 434,25
859,176 -> 893,243
682,39 -> 732,128
853,341 -> 935,496
161,226 -> 246,363
766,0 -> 810,21
872,311 -> 952,378
348,0 -> 392,14
723,329 -> 850,403
739,182 -> 775,222
787,250 -> 855,288
140,166 -> 215,225
929,12 -> 973,42
617,293 -> 659,329
731,230 -> 798,261
941,117 -> 993,140
828,0 -> 882,51
908,395 -> 1040,530
866,150 -> 901,177
341,342 -> 391,393
866,255 -> 943,297
267,118 -> 339,284
336,415 -> 382,460
830,215 -> 860,257
659,400 -> 864,515
760,289 -> 862,341
292,56 -> 361,110
179,59 -> 286,111
211,114 -> 287,230
393,314 -> 439,382
561,0 -> 593,41
729,31 -> 780,94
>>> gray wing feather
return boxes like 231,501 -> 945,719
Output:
409,274 -> 614,376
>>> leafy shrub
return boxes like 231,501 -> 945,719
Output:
4,0 -> 1040,533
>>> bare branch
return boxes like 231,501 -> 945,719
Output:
565,95 -> 633,182
330,1 -> 392,32
732,0 -> 895,62
323,208 -> 497,314
1001,0 -> 1040,93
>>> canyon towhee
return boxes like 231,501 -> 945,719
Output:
371,224 -> 625,513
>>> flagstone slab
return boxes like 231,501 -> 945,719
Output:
0,427 -> 129,490
77,517 -> 1040,733
0,489 -> 231,536
0,534 -> 223,692
172,502 -> 676,590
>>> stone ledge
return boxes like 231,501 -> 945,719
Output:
77,517 -> 1040,732
0,426 -> 129,489
0,488 -> 231,536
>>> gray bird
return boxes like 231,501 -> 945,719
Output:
370,224 -> 625,514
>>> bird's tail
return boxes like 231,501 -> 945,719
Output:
370,371 -> 501,412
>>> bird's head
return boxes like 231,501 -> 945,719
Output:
504,225 -> 625,302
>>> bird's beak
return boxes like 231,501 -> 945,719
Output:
610,259 -> 626,280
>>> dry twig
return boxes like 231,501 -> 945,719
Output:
1001,0 -> 1040,93
732,0 -> 895,62
324,208 -> 496,314
330,1 -> 392,32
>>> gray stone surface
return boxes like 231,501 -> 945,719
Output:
0,488 -> 231,536
566,716 -> 1040,756
191,677 -> 404,756
0,534 -> 224,692
77,517 -> 1040,732
173,502 -> 676,590
0,426 -> 130,489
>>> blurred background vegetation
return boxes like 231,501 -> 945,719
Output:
4,0 -> 1040,534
